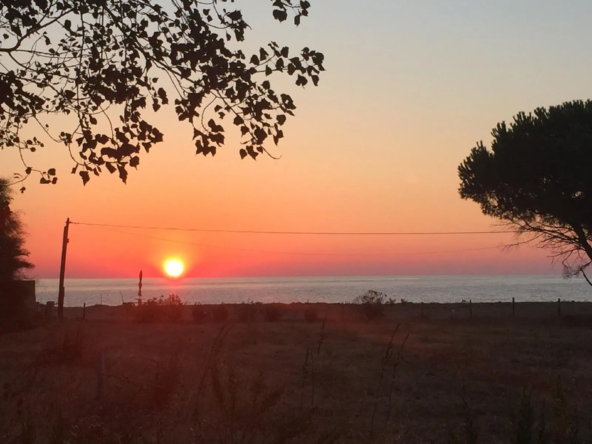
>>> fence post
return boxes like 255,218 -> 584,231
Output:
512,297 -> 515,317
469,300 -> 472,318
82,303 -> 86,321
421,302 -> 424,318
558,298 -> 561,317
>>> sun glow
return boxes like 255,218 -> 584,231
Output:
164,259 -> 184,278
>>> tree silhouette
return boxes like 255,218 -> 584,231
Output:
0,178 -> 34,280
0,0 -> 325,188
458,100 -> 592,282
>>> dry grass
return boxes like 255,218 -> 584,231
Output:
2,302 -> 592,443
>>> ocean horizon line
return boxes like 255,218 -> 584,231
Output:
33,272 -> 573,281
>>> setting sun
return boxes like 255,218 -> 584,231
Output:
164,259 -> 184,278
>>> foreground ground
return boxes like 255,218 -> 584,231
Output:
2,302 -> 592,443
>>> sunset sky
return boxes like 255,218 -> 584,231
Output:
3,0 -> 592,279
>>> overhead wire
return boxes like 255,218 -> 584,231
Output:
70,221 -> 516,236
77,224 -> 507,257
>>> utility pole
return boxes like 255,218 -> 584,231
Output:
57,218 -> 70,319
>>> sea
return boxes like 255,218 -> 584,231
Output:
35,275 -> 592,307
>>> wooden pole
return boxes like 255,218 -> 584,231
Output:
512,297 -> 515,317
82,303 -> 86,321
421,302 -> 424,318
469,300 -> 472,318
558,298 -> 561,317
57,218 -> 70,319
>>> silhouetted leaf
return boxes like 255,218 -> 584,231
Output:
79,171 -> 90,185
157,88 -> 168,105
227,10 -> 242,21
118,165 -> 128,183
296,75 -> 308,86
273,9 -> 288,22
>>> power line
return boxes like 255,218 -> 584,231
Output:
70,221 -> 515,236
81,225 -> 505,257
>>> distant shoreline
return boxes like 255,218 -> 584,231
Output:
60,300 -> 592,323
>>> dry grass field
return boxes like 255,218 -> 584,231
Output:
2,302 -> 592,443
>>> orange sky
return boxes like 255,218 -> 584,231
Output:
3,0 -> 592,278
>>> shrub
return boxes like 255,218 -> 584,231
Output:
165,294 -> 184,322
212,305 -> 229,323
192,304 -> 208,323
354,290 -> 390,321
264,304 -> 282,322
304,306 -> 319,323
135,294 -> 184,323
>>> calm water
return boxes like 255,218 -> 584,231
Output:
35,275 -> 592,306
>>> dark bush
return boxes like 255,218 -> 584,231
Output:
354,290 -> 392,321
212,305 -> 229,323
135,294 -> 184,323
165,294 -> 184,322
192,304 -> 208,323
264,304 -> 282,322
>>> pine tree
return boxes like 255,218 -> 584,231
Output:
0,179 -> 33,281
